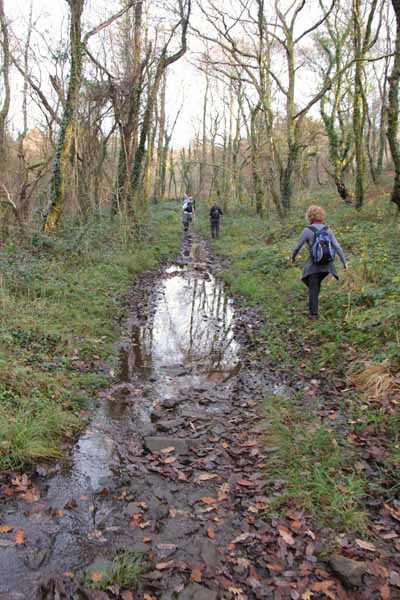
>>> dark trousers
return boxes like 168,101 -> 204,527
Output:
211,220 -> 220,238
304,273 -> 328,315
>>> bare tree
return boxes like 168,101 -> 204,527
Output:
0,0 -> 10,163
387,0 -> 400,208
44,0 -> 136,232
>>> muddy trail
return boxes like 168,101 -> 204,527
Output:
0,236 -> 388,600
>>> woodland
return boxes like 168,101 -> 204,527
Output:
0,0 -> 399,598
0,0 -> 399,227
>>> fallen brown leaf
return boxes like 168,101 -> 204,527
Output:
131,514 -> 143,524
89,571 -> 104,583
14,529 -> 25,545
287,510 -> 302,521
0,525 -> 13,533
155,561 -> 174,570
355,538 -> 377,552
218,483 -> 229,501
207,528 -> 215,539
163,456 -> 176,464
191,567 -> 203,582
384,503 -> 400,522
311,580 -> 335,593
201,496 -> 218,505
380,584 -> 390,600
237,479 -> 253,487
22,489 -> 40,503
231,532 -> 251,544
267,563 -> 284,573
278,526 -> 295,545
228,587 -> 245,598
198,473 -> 220,482
160,447 -> 175,454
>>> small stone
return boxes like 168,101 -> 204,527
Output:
124,502 -> 143,517
389,571 -> 400,588
329,554 -> 366,587
200,540 -> 218,567
178,583 -> 218,600
24,548 -> 48,570
155,543 -> 178,560
144,436 -> 189,455
198,397 -> 211,406
161,398 -> 178,409
156,419 -> 183,432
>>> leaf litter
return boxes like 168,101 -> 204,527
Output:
0,237 -> 398,599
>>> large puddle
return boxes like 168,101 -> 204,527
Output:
121,265 -> 239,380
0,252 -> 246,597
71,260 -> 241,489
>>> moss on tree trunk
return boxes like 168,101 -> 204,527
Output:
44,0 -> 84,232
387,0 -> 400,209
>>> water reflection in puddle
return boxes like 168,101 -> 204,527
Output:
121,265 -> 240,380
72,262 -> 241,489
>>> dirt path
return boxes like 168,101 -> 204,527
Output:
0,236 -> 392,599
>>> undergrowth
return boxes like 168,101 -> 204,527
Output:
198,185 -> 399,531
0,209 -> 181,470
84,549 -> 144,591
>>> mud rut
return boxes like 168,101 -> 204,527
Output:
1,236 -> 293,600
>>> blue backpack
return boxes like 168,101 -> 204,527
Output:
308,225 -> 335,265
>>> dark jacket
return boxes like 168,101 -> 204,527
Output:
210,206 -> 223,221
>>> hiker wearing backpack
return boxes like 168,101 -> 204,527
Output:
291,205 -> 347,320
209,203 -> 223,238
182,198 -> 195,232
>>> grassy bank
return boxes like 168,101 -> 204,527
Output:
199,189 -> 399,531
0,209 -> 181,471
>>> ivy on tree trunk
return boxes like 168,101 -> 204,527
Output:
44,0 -> 84,233
387,0 -> 400,209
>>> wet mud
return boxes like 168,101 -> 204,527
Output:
0,236 -> 307,599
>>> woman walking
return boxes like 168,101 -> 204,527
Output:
291,205 -> 347,320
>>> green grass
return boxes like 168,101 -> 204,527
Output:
0,208 -> 181,471
111,549 -> 144,588
263,392 -> 366,529
84,549 -> 144,591
197,185 -> 400,531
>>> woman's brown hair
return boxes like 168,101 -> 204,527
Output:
306,205 -> 325,223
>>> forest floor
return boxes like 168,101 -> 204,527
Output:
0,217 -> 398,600
198,190 -> 400,599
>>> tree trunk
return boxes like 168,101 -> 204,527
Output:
387,0 -> 400,208
153,74 -> 166,203
113,0 -> 144,215
250,108 -> 263,216
44,0 -> 84,232
130,0 -> 191,202
352,0 -> 379,209
199,75 -> 209,198
0,0 -> 11,165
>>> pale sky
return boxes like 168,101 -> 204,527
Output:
7,0 -> 390,148
9,0 -> 204,147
